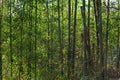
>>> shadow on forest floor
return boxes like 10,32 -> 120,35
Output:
109,78 -> 120,80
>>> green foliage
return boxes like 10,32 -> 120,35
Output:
0,0 -> 120,79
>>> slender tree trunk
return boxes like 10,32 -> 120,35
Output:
26,1 -> 29,79
87,0 -> 91,73
57,0 -> 64,76
117,27 -> 120,69
98,0 -> 104,80
18,1 -> 25,79
81,0 -> 87,76
27,1 -> 33,79
57,0 -> 61,71
9,0 -> 13,78
67,0 -> 71,79
72,0 -> 77,78
0,6 -> 2,80
117,27 -> 120,70
46,0 -> 50,70
105,0 -> 110,79
117,0 -> 120,70
61,0 -> 64,75
0,18 -> 2,80
50,0 -> 54,74
93,0 -> 100,64
34,0 -> 37,79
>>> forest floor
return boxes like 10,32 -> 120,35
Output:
109,78 -> 120,80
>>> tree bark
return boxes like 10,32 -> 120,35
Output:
105,0 -> 110,79
34,0 -> 37,79
72,0 -> 77,78
81,0 -> 88,76
67,0 -> 71,79
87,0 -> 91,74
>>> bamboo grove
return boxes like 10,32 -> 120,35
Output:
0,0 -> 120,80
